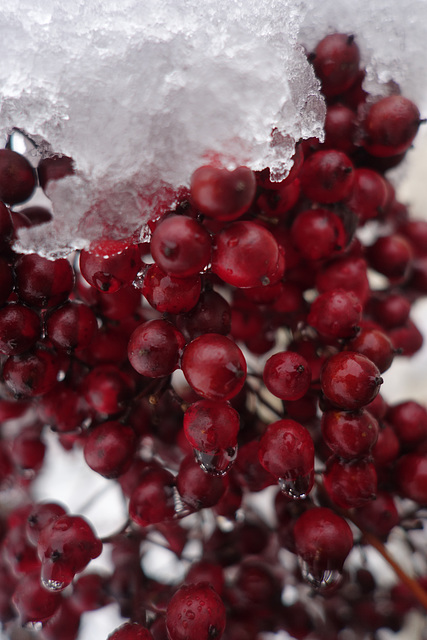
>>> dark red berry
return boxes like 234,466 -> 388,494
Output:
299,150 -> 355,204
128,319 -> 185,378
0,149 -> 36,205
190,165 -> 256,221
361,95 -> 420,157
83,421 -> 136,478
311,33 -> 360,98
166,582 -> 226,640
263,351 -> 311,401
320,351 -> 382,410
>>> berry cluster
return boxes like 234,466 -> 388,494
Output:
0,31 -> 427,640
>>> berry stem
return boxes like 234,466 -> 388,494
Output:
351,518 -> 427,610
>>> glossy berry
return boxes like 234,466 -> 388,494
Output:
150,214 -> 211,277
0,149 -> 36,205
190,165 -> 256,221
290,208 -> 346,261
166,582 -> 226,640
107,623 -> 154,640
182,333 -> 247,401
320,351 -> 382,410
26,502 -> 68,546
294,507 -> 353,588
263,351 -> 311,401
308,289 -> 362,340
299,150 -> 355,204
258,419 -> 315,498
37,515 -> 102,591
14,253 -> 75,308
80,237 -> 140,293
323,456 -> 377,509
183,399 -> 240,453
212,221 -> 282,288
83,421 -> 136,478
321,408 -> 379,459
142,263 -> 201,313
176,455 -> 227,511
347,327 -> 395,373
345,168 -> 388,223
361,95 -> 420,157
311,33 -> 360,97
127,319 -> 185,378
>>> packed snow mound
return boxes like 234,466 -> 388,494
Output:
1,0 -> 426,255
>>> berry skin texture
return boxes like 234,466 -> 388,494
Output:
323,457 -> 378,509
37,514 -> 102,591
362,95 -> 421,157
299,150 -> 355,204
150,214 -> 211,277
263,351 -> 311,401
142,263 -> 201,313
12,570 -> 62,625
320,351 -> 383,410
166,582 -> 226,640
182,333 -> 247,401
312,33 -> 360,98
294,507 -> 353,585
127,318 -> 185,378
258,419 -> 315,497
211,220 -> 282,288
80,237 -> 140,293
321,409 -> 379,460
183,399 -> 240,453
307,289 -> 362,340
190,165 -> 256,221
290,208 -> 347,261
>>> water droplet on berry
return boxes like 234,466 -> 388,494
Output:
186,610 -> 195,619
300,560 -> 343,592
41,577 -> 65,592
278,471 -> 313,499
194,446 -> 238,476
93,272 -> 121,293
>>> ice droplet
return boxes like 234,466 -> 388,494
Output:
278,471 -> 313,499
300,560 -> 343,592
194,446 -> 238,476
41,577 -> 65,591
25,621 -> 44,632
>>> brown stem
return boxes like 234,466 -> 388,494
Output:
349,516 -> 427,611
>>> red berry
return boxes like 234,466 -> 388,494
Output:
83,421 -> 136,478
294,507 -> 353,588
321,409 -> 379,459
166,582 -> 226,640
128,319 -> 185,378
190,165 -> 256,221
150,214 -> 211,277
263,351 -> 311,401
108,623 -> 154,640
320,351 -> 382,410
183,399 -> 240,453
212,221 -> 282,288
311,33 -> 360,98
80,237 -> 140,293
258,419 -> 315,498
0,149 -> 36,205
323,456 -> 377,509
299,150 -> 355,204
361,95 -> 420,157
182,333 -> 247,401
